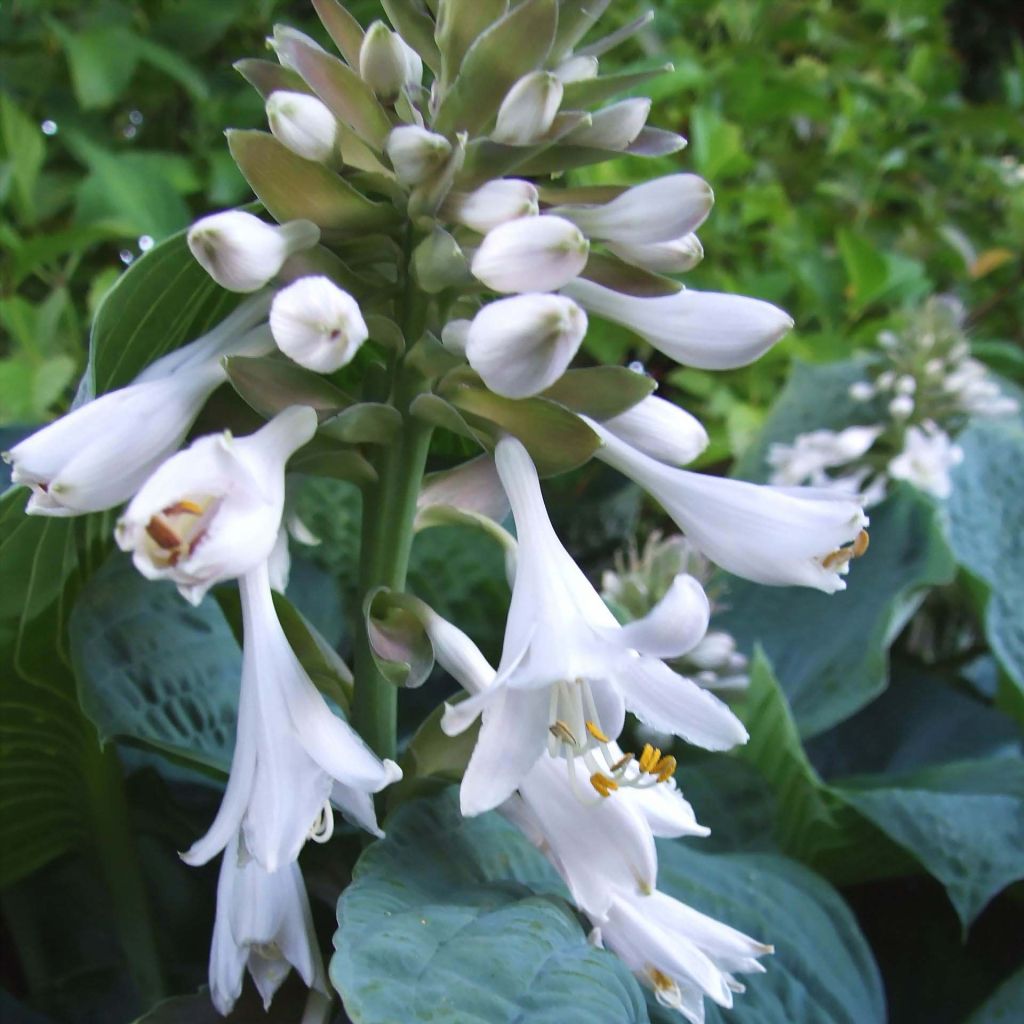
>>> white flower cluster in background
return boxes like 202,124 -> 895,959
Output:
768,296 -> 1018,503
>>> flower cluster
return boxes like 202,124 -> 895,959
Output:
768,296 -> 1018,502
3,2 -> 872,1019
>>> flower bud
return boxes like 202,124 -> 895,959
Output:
600,396 -> 709,467
492,71 -> 563,144
566,98 -> 651,151
445,179 -> 539,234
552,174 -> 713,245
889,394 -> 914,419
265,90 -> 338,163
554,55 -> 599,83
608,233 -> 704,274
359,21 -> 421,101
471,215 -> 589,294
385,125 -> 452,185
440,319 -> 471,355
270,276 -> 368,373
849,381 -> 876,402
466,294 -> 587,398
187,211 -> 319,293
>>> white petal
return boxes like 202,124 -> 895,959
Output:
600,395 -> 709,467
332,781 -> 384,838
611,574 -> 710,658
266,90 -> 337,163
359,21 -> 413,100
417,454 -> 510,524
492,71 -> 563,144
446,179 -> 539,233
422,609 -> 496,697
471,216 -> 589,294
608,233 -> 704,274
563,278 -> 793,370
270,276 -> 368,372
565,98 -> 651,151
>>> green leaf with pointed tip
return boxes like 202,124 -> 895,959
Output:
331,789 -> 650,1024
550,0 -> 612,61
435,0 -> 508,89
381,0 -> 442,75
273,30 -> 392,149
224,354 -> 355,421
320,402 -> 402,445
312,0 -> 365,67
582,252 -> 682,298
290,439 -> 378,485
233,58 -> 311,99
562,66 -> 673,108
433,0 -> 557,137
542,366 -> 654,418
227,130 -> 394,231
409,392 -> 489,447
515,126 -> 685,175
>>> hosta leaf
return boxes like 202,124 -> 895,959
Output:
224,354 -> 355,421
550,0 -> 612,61
227,130 -> 395,232
331,789 -> 650,1024
963,967 -> 1024,1024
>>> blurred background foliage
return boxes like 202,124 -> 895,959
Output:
1,2 -> 1023,1023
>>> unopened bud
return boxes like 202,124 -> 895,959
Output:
466,294 -> 587,398
187,211 -> 319,293
600,396 -> 709,467
849,381 -> 876,401
895,375 -> 917,395
554,55 -> 599,83
446,179 -> 539,234
359,21 -> 421,101
492,71 -> 563,145
386,125 -> 452,185
566,98 -> 651,151
889,394 -> 914,419
608,233 -> 704,274
471,215 -> 589,293
441,319 -> 471,355
270,275 -> 368,372
266,91 -> 338,163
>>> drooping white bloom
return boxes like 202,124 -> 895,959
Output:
888,422 -> 964,499
471,216 -> 589,294
265,90 -> 338,163
4,300 -> 275,516
492,71 -> 563,144
566,98 -> 651,151
116,406 -> 318,605
594,890 -> 772,1023
270,275 -> 368,373
588,421 -> 869,593
552,175 -> 713,245
440,437 -> 747,816
358,21 -> 421,100
385,125 -> 452,185
608,233 -> 704,275
465,294 -> 587,398
445,179 -> 539,233
601,396 -> 709,467
184,560 -> 401,871
562,278 -> 793,371
187,211 -> 319,293
209,830 -> 328,1015
766,425 -> 883,487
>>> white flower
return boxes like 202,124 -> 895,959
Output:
270,275 -> 368,373
358,21 -> 421,101
385,125 -> 452,185
440,437 -> 747,816
944,358 -> 1020,417
552,175 -> 713,245
4,299 -> 275,516
888,422 -> 964,499
445,179 -> 539,234
265,90 -> 338,163
589,421 -> 869,593
888,394 -> 914,419
848,380 -> 876,402
767,425 -> 883,487
187,211 -> 319,293
553,55 -> 599,83
608,233 -> 704,275
471,216 -> 589,294
115,406 -> 318,605
465,294 -> 587,398
184,560 -> 401,871
566,98 -> 651,151
209,830 -> 328,1015
600,396 -> 709,467
440,318 -> 471,355
562,278 -> 793,371
492,71 -> 563,144
594,889 -> 772,1023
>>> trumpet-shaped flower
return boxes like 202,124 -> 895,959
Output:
184,560 -> 401,872
465,294 -> 587,398
445,179 -> 540,233
440,437 -> 747,816
270,275 -> 368,372
471,216 -> 589,294
492,71 -> 563,144
116,406 -> 318,605
588,421 -> 869,593
210,829 -> 328,1015
188,211 -> 320,293
562,278 -> 793,371
600,396 -> 709,467
266,90 -> 338,163
552,175 -> 712,246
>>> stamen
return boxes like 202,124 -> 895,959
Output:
609,752 -> 634,773
822,529 -> 871,570
853,528 -> 870,557
647,967 -> 675,992
589,772 -> 619,797
146,515 -> 182,550
638,744 -> 660,774
549,719 -> 577,745
653,754 -> 677,783
585,720 -> 610,743
164,499 -> 203,516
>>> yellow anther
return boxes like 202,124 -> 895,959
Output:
549,720 -> 577,745
653,755 -> 677,783
823,529 -> 871,570
647,967 -> 675,992
609,752 -> 634,773
145,514 -> 182,551
853,528 -> 870,557
638,744 -> 661,773
589,772 -> 619,798
585,720 -> 610,743
164,499 -> 204,516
